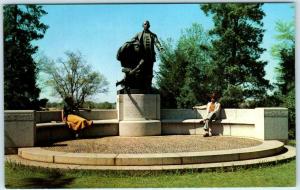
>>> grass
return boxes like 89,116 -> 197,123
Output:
5,139 -> 296,188
287,139 -> 296,147
5,159 -> 296,188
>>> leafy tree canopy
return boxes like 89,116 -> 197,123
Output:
200,3 -> 271,107
271,21 -> 295,59
270,18 -> 295,139
4,5 -> 48,110
157,23 -> 212,108
39,51 -> 109,107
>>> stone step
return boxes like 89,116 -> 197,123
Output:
18,140 -> 284,166
6,145 -> 295,171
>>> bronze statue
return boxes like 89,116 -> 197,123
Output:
116,20 -> 163,91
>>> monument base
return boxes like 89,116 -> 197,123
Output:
117,92 -> 161,136
119,120 -> 161,136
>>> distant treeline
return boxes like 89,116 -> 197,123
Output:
46,101 -> 116,110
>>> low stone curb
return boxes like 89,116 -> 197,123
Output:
18,140 -> 284,166
6,145 -> 295,171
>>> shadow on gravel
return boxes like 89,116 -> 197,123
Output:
18,171 -> 75,188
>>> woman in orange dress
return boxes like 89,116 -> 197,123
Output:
62,96 -> 93,137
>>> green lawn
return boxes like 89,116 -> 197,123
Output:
5,159 -> 296,188
288,139 -> 296,147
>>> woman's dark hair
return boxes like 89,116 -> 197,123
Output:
210,92 -> 218,100
64,96 -> 74,105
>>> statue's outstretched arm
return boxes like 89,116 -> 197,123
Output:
154,36 -> 163,51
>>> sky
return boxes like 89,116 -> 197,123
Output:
33,3 -> 295,103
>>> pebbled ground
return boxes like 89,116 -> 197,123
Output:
42,135 -> 262,154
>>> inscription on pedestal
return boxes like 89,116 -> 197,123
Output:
5,110 -> 36,148
264,109 -> 288,117
5,113 -> 35,121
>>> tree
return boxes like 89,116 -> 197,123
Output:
4,5 -> 48,109
157,24 -> 212,108
200,3 -> 271,107
83,101 -> 116,109
276,48 -> 295,94
284,88 -> 295,139
219,85 -> 244,108
270,19 -> 295,139
156,38 -> 182,108
271,20 -> 295,95
40,51 -> 109,107
271,21 -> 295,59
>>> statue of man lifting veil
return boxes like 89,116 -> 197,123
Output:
116,20 -> 163,91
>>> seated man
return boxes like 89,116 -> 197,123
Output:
201,93 -> 221,137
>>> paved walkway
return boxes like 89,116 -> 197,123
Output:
42,135 -> 262,154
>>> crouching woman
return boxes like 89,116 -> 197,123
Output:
62,96 -> 93,137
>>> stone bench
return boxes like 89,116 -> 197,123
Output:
36,119 -> 119,128
161,118 -> 254,124
161,118 -> 255,136
36,118 -> 119,144
161,108 -> 288,140
33,110 -> 119,144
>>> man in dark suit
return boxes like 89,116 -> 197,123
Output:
131,20 -> 163,90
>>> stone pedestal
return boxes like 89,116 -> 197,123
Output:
117,93 -> 161,136
5,110 -> 36,149
255,108 -> 288,141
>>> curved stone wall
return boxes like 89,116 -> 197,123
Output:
4,107 -> 288,151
